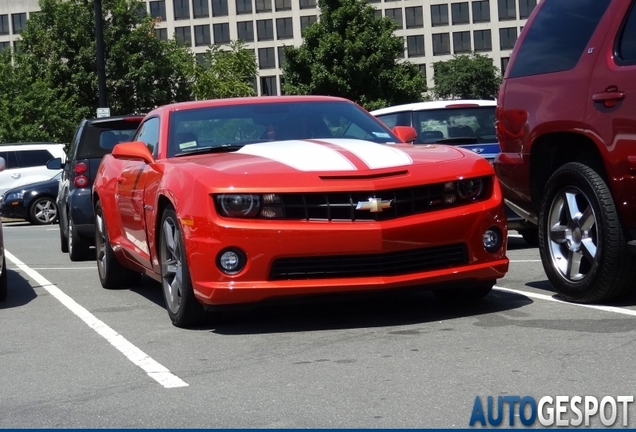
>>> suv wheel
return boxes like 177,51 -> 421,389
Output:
29,197 -> 58,225
59,223 -> 69,253
538,162 -> 636,302
68,217 -> 90,261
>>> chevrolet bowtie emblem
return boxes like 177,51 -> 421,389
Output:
356,198 -> 393,212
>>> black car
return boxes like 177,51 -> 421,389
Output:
1,172 -> 61,225
46,115 -> 144,261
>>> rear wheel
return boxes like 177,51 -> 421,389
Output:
95,200 -> 141,289
59,222 -> 69,253
433,281 -> 494,301
68,217 -> 90,261
0,256 -> 6,302
29,197 -> 58,225
538,162 -> 636,302
159,206 -> 205,328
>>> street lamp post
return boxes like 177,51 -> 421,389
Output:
95,0 -> 107,109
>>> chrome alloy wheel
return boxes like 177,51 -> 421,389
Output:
32,198 -> 58,224
546,186 -> 597,283
95,210 -> 107,278
161,216 -> 184,315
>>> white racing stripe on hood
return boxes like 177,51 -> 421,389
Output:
237,140 -> 356,171
321,138 -> 413,169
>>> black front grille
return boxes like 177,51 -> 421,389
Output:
269,243 -> 468,280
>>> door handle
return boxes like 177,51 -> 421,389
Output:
592,88 -> 625,108
11,173 -> 20,179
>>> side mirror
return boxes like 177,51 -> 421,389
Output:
46,157 -> 63,170
392,126 -> 418,144
0,156 -> 5,172
112,141 -> 155,165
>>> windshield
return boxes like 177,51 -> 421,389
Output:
167,100 -> 399,157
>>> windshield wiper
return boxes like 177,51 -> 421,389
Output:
175,144 -> 245,157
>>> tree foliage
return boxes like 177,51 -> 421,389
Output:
282,0 -> 427,111
431,53 -> 502,100
191,40 -> 258,100
0,0 -> 196,143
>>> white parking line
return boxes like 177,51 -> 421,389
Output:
5,250 -> 189,389
494,286 -> 636,317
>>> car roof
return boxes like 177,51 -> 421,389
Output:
148,95 -> 353,116
84,115 -> 145,125
370,99 -> 496,116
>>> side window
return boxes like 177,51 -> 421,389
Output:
617,3 -> 636,65
17,150 -> 55,168
376,114 -> 400,129
134,117 -> 160,156
508,0 -> 612,78
67,125 -> 83,160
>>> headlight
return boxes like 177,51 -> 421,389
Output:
216,194 -> 261,218
4,191 -> 24,201
457,178 -> 484,200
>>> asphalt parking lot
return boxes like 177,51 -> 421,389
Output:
2,222 -> 636,428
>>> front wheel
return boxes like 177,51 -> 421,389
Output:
29,197 -> 58,225
538,162 -> 636,302
159,206 -> 205,328
95,200 -> 141,289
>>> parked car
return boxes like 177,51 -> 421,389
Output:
46,115 -> 144,261
1,172 -> 61,225
0,142 -> 65,200
371,100 -> 537,245
0,156 -> 8,302
92,95 -> 509,327
494,0 -> 636,303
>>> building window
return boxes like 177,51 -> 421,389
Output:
0,15 -> 9,35
258,47 -> 276,69
175,26 -> 192,46
453,31 -> 471,53
385,8 -> 403,29
192,0 -> 210,18
261,76 -> 278,95
255,0 -> 272,13
237,20 -> 254,42
498,0 -> 516,21
499,27 -> 517,50
451,2 -> 469,25
155,28 -> 168,40
396,36 -> 404,58
0,41 -> 9,52
194,24 -> 211,46
501,56 -> 510,74
407,35 -> 425,57
432,33 -> 450,55
11,13 -> 26,34
472,0 -> 490,23
149,1 -> 167,20
473,29 -> 492,52
278,46 -> 287,68
300,15 -> 317,33
374,9 -> 382,19
299,0 -> 316,9
419,64 -> 427,80
431,4 -> 449,27
368,0 -> 380,3
518,0 -> 537,19
212,0 -> 229,16
173,0 -> 190,20
214,23 -> 231,44
257,19 -> 274,40
405,7 -> 423,29
276,18 -> 293,39
276,0 -> 292,11
236,0 -> 252,14
279,76 -> 285,95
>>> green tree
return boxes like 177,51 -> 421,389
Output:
282,0 -> 427,111
191,40 -> 258,100
431,52 -> 501,100
7,0 -> 195,143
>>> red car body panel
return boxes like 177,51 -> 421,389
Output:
94,96 -> 508,307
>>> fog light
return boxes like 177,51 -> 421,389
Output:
217,248 -> 246,274
483,227 -> 503,253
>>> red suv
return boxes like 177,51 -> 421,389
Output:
495,0 -> 636,303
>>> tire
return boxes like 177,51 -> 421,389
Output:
159,206 -> 205,328
433,281 -> 494,301
68,216 -> 90,261
518,227 -> 539,247
0,256 -> 6,302
59,223 -> 69,253
29,197 -> 58,225
538,162 -> 636,303
95,200 -> 141,289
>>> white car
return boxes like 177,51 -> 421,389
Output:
0,142 -> 65,199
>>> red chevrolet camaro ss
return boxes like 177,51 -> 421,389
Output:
92,95 -> 509,327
